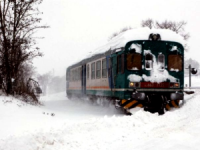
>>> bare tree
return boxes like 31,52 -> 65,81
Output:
11,62 -> 42,103
141,18 -> 154,29
141,19 -> 190,40
37,71 -> 53,95
0,0 -> 48,96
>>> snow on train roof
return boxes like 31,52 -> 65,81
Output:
69,28 -> 185,68
87,27 -> 185,58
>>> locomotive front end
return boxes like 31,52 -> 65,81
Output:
117,35 -> 184,114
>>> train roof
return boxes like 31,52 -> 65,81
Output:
68,27 -> 185,69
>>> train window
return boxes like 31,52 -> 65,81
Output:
117,54 -> 124,74
158,53 -> 165,70
76,68 -> 78,81
102,59 -> 107,78
73,70 -> 75,81
72,70 -> 75,81
127,53 -> 142,70
74,69 -> 77,81
76,69 -> 78,80
68,71 -> 71,81
71,71 -> 73,81
72,70 -> 74,81
76,69 -> 78,81
74,69 -> 76,81
168,55 -> 182,71
76,68 -> 79,81
145,53 -> 153,70
87,64 -> 89,79
77,68 -> 78,81
96,60 -> 101,78
69,70 -> 71,81
79,67 -> 81,80
91,62 -> 95,79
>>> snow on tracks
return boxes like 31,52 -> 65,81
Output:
0,91 -> 200,150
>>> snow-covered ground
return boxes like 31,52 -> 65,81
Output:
0,77 -> 200,150
185,76 -> 200,87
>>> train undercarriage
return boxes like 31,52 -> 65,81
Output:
67,89 -> 195,115
115,92 -> 185,115
68,92 -> 185,115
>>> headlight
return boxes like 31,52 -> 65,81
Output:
174,83 -> 179,88
170,82 -> 180,88
129,82 -> 134,87
129,82 -> 140,88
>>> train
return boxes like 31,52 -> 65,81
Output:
66,28 -> 195,115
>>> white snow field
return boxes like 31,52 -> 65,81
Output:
0,77 -> 200,150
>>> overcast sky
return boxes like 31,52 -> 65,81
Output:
33,0 -> 200,76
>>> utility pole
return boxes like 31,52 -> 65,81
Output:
186,64 -> 197,88
189,64 -> 191,88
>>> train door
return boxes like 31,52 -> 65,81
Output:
116,53 -> 125,88
112,53 -> 124,86
106,56 -> 114,90
111,53 -> 125,99
111,54 -> 117,90
82,64 -> 86,95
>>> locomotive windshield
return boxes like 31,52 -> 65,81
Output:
126,41 -> 184,72
168,55 -> 182,71
127,53 -> 142,70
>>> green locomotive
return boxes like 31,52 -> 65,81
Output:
66,28 -> 187,115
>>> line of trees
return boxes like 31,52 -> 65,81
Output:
37,71 -> 66,95
141,19 -> 189,41
0,0 -> 47,102
109,19 -> 190,50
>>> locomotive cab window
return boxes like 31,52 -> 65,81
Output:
168,55 -> 182,71
127,53 -> 142,70
145,53 -> 153,70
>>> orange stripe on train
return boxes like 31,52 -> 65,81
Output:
68,86 -> 110,90
86,86 -> 110,89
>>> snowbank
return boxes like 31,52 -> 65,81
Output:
0,84 -> 200,150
